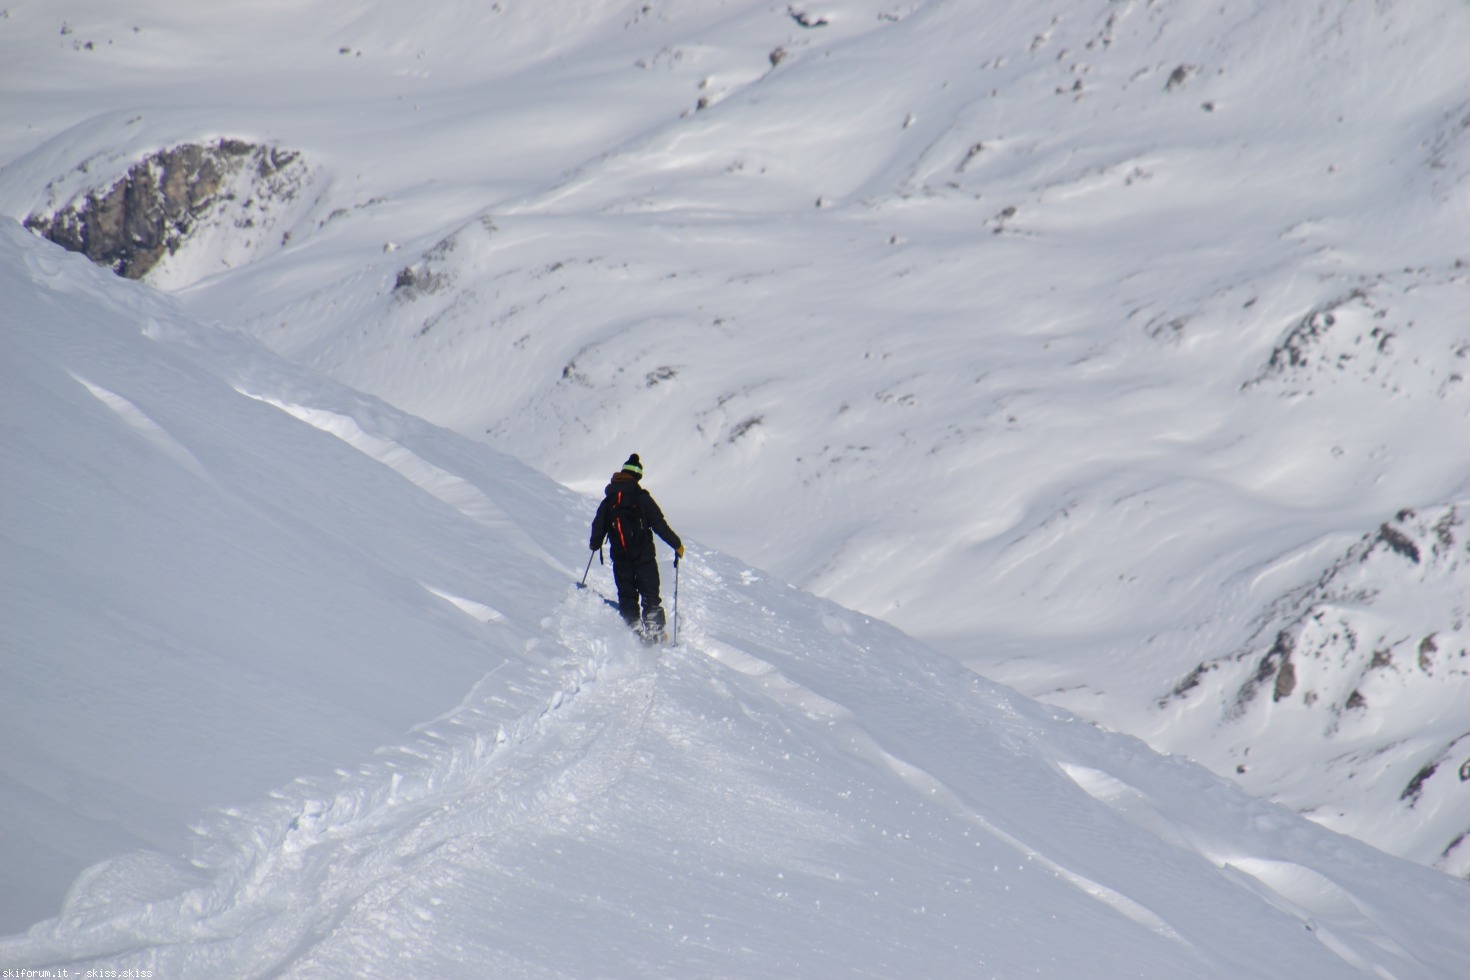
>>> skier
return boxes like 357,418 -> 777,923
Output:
589,453 -> 684,639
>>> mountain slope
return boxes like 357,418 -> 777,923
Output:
6,221 -> 1470,975
3,0 -> 1470,883
0,218 -> 577,928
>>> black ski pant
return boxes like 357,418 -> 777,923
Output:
612,555 -> 664,631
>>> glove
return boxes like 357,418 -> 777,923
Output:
676,545 -> 685,558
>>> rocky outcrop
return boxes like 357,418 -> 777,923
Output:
1161,504 -> 1470,875
25,140 -> 307,282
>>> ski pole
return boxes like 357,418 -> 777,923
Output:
672,552 -> 680,644
577,550 -> 594,588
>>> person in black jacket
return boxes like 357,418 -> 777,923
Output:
589,453 -> 684,636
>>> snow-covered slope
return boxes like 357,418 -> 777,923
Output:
5,219 -> 1470,978
3,0 -> 1469,905
0,219 -> 577,930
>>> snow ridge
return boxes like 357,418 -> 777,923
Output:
5,595 -> 640,974
12,567 -> 1469,977
6,1 -> 1470,973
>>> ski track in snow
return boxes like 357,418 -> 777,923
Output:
0,621 -> 1168,974
9,562 -> 1435,976
11,594 -> 832,975
3,210 -> 1467,977
5,593 -> 655,975
8,2 -> 1470,973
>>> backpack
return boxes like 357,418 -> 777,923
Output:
606,487 -> 645,555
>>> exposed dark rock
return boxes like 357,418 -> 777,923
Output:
1419,635 -> 1438,673
1165,64 -> 1195,91
728,416 -> 764,443
24,139 -> 302,281
1272,658 -> 1297,701
788,6 -> 828,28
1271,308 -> 1337,371
1235,630 -> 1292,711
1376,523 -> 1422,564
1432,510 -> 1460,551
393,264 -> 450,298
1401,760 -> 1438,804
1165,662 -> 1212,702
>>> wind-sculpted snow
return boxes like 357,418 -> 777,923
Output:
6,0 -> 1470,962
5,220 -> 1470,974
8,572 -> 1470,977
14,0 -> 1449,870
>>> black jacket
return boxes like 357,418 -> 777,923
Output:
590,472 -> 682,560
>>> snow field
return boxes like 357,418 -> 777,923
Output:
6,0 -> 1470,972
5,220 -> 1468,973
